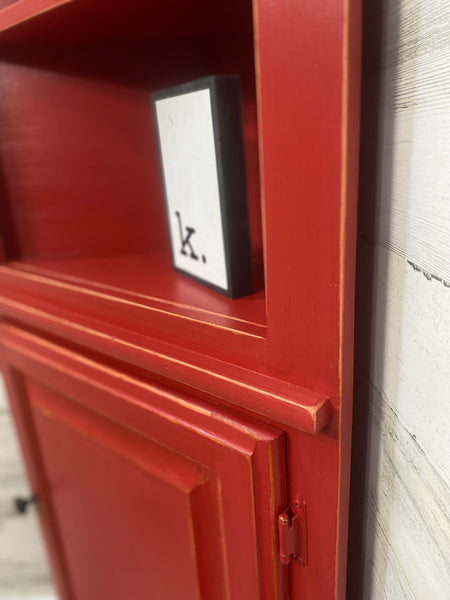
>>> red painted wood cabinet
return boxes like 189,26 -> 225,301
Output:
0,1 -> 361,599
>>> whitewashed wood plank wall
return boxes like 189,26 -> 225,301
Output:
348,1 -> 450,598
0,375 -> 56,599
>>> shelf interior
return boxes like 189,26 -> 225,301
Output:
0,0 -> 264,325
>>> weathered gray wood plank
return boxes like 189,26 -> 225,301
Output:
376,0 -> 450,283
350,1 -> 450,598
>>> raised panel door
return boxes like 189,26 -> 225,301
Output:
0,323 -> 287,600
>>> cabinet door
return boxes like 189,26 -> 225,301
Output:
0,324 -> 287,600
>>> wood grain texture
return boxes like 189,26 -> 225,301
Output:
351,248 -> 450,600
375,0 -> 450,283
349,1 -> 450,598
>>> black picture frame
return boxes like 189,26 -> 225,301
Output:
152,75 -> 253,299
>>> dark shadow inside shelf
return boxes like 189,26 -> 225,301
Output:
0,0 -> 255,48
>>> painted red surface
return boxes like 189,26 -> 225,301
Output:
0,1 -> 361,598
1,324 -> 287,599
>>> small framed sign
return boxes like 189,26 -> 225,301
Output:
152,75 -> 253,299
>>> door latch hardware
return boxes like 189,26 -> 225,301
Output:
278,498 -> 308,567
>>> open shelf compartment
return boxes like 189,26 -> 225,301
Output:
0,0 -> 264,340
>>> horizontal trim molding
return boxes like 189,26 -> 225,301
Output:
0,304 -> 330,434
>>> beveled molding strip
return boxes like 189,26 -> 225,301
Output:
1,263 -> 266,339
0,0 -> 72,34
0,297 -> 331,434
10,262 -> 266,332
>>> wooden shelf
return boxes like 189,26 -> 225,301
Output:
0,254 -> 333,436
0,0 -> 262,317
0,0 -> 269,423
0,253 -> 267,370
7,253 -> 266,330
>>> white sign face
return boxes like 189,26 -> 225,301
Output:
155,89 -> 228,291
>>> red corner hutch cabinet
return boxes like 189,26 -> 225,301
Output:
0,1 -> 361,599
